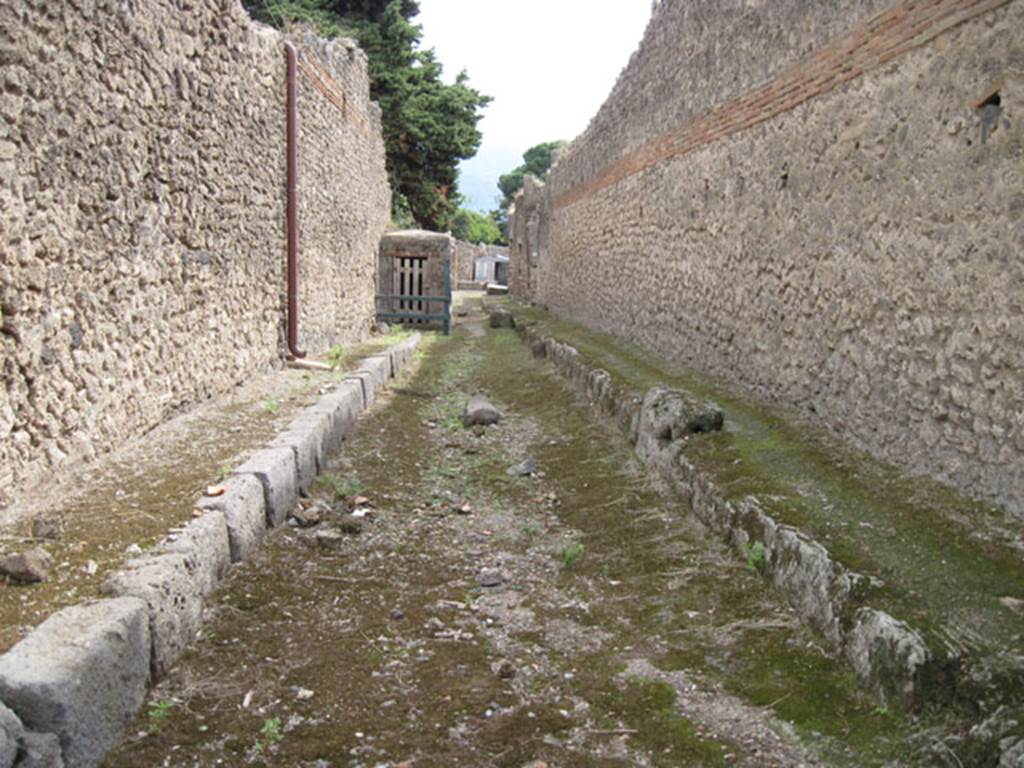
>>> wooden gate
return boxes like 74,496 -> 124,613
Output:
376,255 -> 451,334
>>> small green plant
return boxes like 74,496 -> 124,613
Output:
744,540 -> 767,574
216,460 -> 232,482
264,397 -> 279,415
253,717 -> 284,753
327,345 -> 345,371
562,542 -> 585,570
262,717 -> 284,744
521,524 -> 540,540
312,473 -> 362,501
147,700 -> 174,734
872,705 -> 890,718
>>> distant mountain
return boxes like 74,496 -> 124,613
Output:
456,146 -> 523,213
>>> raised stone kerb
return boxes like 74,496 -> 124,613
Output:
17,731 -> 63,768
99,553 -> 205,681
343,371 -> 376,409
636,387 -> 724,470
233,447 -> 299,528
284,411 -> 332,472
196,474 -> 267,563
158,510 -> 231,598
0,702 -> 23,768
358,355 -> 390,392
844,607 -> 938,708
0,598 -> 150,768
270,427 -> 320,494
310,380 -> 364,454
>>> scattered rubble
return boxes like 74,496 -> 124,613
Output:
462,395 -> 501,427
0,548 -> 53,584
506,457 -> 538,477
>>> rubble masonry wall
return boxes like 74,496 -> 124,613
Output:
511,0 -> 1024,515
0,0 -> 390,503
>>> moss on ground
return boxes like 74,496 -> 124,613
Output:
506,301 -> 1024,664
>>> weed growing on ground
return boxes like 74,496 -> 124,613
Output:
147,700 -> 174,734
562,542 -> 585,570
216,460 -> 232,482
253,717 -> 284,753
313,473 -> 362,501
263,397 -> 279,415
744,540 -> 767,574
327,345 -> 345,371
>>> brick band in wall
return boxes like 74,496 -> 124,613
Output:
553,0 -> 1011,211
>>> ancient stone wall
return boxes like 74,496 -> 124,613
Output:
0,0 -> 389,505
293,31 -> 390,354
513,0 -> 1024,516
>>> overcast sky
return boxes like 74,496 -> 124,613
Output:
416,1 -> 653,212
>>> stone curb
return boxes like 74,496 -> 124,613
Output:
512,319 -> 935,708
0,334 -> 421,768
0,598 -> 150,768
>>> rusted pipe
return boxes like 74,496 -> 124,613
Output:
285,41 -> 305,359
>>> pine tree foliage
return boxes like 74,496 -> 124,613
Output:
245,0 -> 491,231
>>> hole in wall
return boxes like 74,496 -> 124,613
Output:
977,91 -> 1001,109
976,90 -> 1002,144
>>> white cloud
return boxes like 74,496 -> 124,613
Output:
416,1 -> 652,210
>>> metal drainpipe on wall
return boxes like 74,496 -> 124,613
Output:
285,41 -> 306,360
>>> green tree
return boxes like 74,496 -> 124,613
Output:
495,140 -> 565,234
245,0 -> 491,231
451,208 -> 502,245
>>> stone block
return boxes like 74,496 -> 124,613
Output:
159,510 -> 231,598
196,475 -> 266,563
358,355 -> 390,392
0,701 -> 23,768
310,380 -> 364,454
636,387 -> 724,469
286,411 -> 331,470
18,731 -> 63,768
0,598 -> 150,768
343,371 -> 375,409
270,426 -> 320,493
100,553 -> 205,680
233,447 -> 298,528
463,395 -> 501,427
844,607 -> 934,708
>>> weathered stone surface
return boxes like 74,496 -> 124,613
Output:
463,396 -> 501,427
844,608 -> 934,707
0,7 -> 390,509
310,380 -> 364,454
270,427 -> 320,494
0,701 -> 23,768
508,0 -> 1024,518
159,510 -> 231,598
636,387 -> 723,469
0,548 -> 52,584
489,309 -> 515,329
285,411 -> 331,472
17,731 -> 64,768
196,475 -> 266,563
1001,739 -> 1024,768
506,458 -> 537,477
234,447 -> 299,528
30,518 -> 62,541
0,598 -> 150,768
360,355 -> 391,391
100,553 -> 204,680
344,371 -> 377,409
